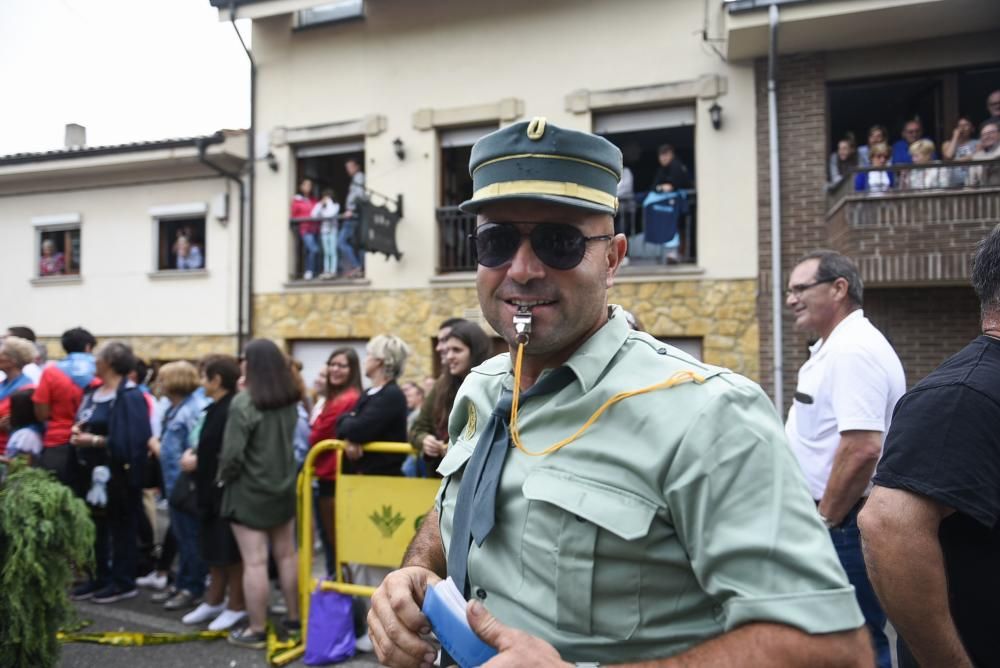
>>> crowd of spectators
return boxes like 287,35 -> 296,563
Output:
0,318 -> 498,653
828,90 -> 1000,194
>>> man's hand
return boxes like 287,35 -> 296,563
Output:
345,440 -> 364,461
180,449 -> 197,473
422,435 -> 447,458
368,566 -> 441,668
470,600 -> 571,668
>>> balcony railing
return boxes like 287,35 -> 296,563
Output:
289,215 -> 365,281
435,190 -> 698,274
826,160 -> 1000,285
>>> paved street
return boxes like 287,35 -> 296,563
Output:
59,594 -> 381,668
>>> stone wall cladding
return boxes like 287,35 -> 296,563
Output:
254,279 -> 760,384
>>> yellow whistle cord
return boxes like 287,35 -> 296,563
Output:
509,341 -> 707,457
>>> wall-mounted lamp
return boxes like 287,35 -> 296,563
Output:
709,102 -> 723,131
265,151 -> 279,172
392,137 -> 406,161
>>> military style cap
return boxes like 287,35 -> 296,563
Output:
460,117 -> 623,216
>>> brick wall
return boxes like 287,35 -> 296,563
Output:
755,54 -> 829,408
754,55 -> 984,405
864,287 -> 981,387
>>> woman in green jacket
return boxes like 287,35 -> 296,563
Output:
218,338 -> 300,648
409,321 -> 491,475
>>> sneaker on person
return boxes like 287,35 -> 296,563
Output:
303,270 -> 314,280
136,570 -> 168,590
92,584 -> 139,604
228,626 -> 267,649
182,601 -> 226,625
151,585 -> 177,603
355,632 -> 374,653
70,581 -> 102,601
164,589 -> 201,611
208,608 -> 247,631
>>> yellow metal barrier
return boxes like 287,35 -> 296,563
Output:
276,440 -> 439,666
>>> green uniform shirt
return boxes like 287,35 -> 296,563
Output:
436,306 -> 863,663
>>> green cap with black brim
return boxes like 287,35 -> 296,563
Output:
459,117 -> 623,216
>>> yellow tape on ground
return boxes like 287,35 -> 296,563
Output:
57,630 -> 228,645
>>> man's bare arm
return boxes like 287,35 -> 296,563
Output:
858,486 -> 972,667
819,430 -> 882,525
34,402 -> 50,423
370,507 -> 447,668
402,507 -> 446,576
471,604 -> 872,668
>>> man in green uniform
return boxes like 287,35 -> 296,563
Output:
368,118 -> 871,667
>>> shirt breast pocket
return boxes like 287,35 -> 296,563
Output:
521,467 -> 656,639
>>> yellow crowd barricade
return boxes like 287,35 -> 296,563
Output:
273,439 -> 439,666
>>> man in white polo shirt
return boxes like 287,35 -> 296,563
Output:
785,250 -> 905,668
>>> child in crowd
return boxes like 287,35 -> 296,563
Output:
906,139 -> 945,190
6,390 -> 43,461
311,188 -> 340,279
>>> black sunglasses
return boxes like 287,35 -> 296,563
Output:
469,223 -> 613,271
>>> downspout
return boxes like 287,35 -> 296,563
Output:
230,1 -> 256,346
768,4 -> 783,411
196,135 -> 246,354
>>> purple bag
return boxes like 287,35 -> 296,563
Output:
304,586 -> 356,665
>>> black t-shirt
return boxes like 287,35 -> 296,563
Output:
873,335 -> 1000,666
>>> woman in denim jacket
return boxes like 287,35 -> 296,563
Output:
153,361 -> 209,611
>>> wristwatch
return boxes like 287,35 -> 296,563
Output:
575,663 -> 601,667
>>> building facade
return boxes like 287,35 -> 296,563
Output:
219,0 -> 762,384
723,0 -> 1000,403
0,131 -> 247,363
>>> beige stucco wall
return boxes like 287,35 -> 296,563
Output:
251,0 -> 759,292
0,176 -> 240,341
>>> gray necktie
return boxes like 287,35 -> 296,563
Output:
447,366 -> 576,596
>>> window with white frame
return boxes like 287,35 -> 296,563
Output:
33,214 -> 81,278
150,204 -> 207,271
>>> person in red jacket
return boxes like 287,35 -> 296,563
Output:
33,327 -> 100,489
307,347 -> 363,577
291,177 -> 319,280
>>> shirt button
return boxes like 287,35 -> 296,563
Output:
475,587 -> 487,600
657,347 -> 668,355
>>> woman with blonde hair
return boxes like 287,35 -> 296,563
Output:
337,334 -> 410,475
152,360 -> 208,611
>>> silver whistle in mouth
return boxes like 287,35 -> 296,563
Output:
513,306 -> 532,345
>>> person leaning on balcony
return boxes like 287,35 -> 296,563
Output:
891,118 -> 935,165
943,116 -> 979,187
986,89 -> 1000,128
857,124 -> 888,167
828,134 -> 859,191
338,158 -> 366,278
966,120 -> 1000,187
292,177 -> 320,280
859,225 -> 1000,668
854,143 -> 895,194
905,139 -> 945,190
368,118 -> 873,667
